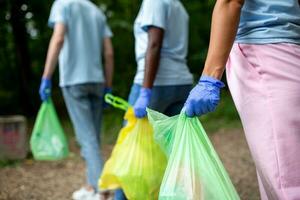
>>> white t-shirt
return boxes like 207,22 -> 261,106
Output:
48,0 -> 113,87
134,0 -> 193,86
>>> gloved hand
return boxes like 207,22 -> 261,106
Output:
134,87 -> 152,118
39,78 -> 52,101
103,87 -> 112,109
185,75 -> 225,117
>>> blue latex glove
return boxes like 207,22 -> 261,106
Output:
103,87 -> 112,109
185,75 -> 225,117
134,88 -> 152,118
39,78 -> 52,102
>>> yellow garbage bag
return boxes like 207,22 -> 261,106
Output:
99,95 -> 167,200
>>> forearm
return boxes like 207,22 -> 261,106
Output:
42,36 -> 63,79
104,55 -> 114,88
42,23 -> 66,79
203,0 -> 244,79
103,38 -> 114,88
143,27 -> 164,88
143,45 -> 161,88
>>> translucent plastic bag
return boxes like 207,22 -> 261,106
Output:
99,95 -> 167,200
148,109 -> 240,200
30,99 -> 69,160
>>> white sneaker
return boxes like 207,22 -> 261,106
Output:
72,187 -> 95,200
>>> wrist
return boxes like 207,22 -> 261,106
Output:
42,77 -> 52,84
42,76 -> 51,81
104,87 -> 112,93
105,81 -> 112,88
199,75 -> 225,88
202,66 -> 224,80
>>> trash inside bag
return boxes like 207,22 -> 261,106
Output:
30,99 -> 69,161
99,95 -> 167,200
148,109 -> 240,200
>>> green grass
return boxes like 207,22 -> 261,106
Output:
26,91 -> 242,150
0,92 -> 242,167
98,91 -> 243,144
56,91 -> 243,145
0,160 -> 21,167
101,109 -> 124,144
200,91 -> 242,133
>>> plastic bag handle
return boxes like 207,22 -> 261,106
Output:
105,94 -> 130,111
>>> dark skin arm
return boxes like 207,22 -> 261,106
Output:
103,37 -> 114,88
203,0 -> 245,79
143,26 -> 164,88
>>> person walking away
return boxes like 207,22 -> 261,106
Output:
114,0 -> 194,199
39,0 -> 114,199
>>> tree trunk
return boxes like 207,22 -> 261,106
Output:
10,0 -> 34,115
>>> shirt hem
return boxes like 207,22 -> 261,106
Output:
60,80 -> 104,87
133,79 -> 193,87
235,38 -> 300,45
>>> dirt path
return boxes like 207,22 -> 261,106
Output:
0,129 -> 259,200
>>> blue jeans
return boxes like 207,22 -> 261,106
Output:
115,83 -> 192,200
62,83 -> 104,191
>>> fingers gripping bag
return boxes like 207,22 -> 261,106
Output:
99,94 -> 167,200
30,99 -> 69,160
147,109 -> 240,200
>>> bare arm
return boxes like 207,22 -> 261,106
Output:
42,23 -> 66,79
203,0 -> 245,79
103,37 -> 114,88
143,27 -> 164,88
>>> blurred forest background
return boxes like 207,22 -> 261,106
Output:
0,0 -> 240,135
0,3 -> 260,198
0,0 -> 215,114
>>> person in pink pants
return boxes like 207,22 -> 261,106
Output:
184,0 -> 300,199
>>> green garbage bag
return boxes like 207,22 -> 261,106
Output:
147,109 -> 240,200
30,99 -> 69,160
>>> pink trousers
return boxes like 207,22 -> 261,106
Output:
226,43 -> 300,200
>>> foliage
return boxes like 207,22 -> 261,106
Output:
0,0 -> 216,116
91,92 -> 242,150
